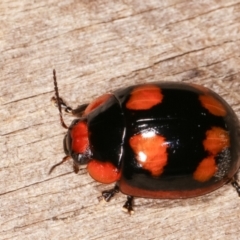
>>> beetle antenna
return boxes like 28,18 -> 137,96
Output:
52,69 -> 68,129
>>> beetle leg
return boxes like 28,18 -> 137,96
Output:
49,155 -> 71,174
73,161 -> 80,174
101,184 -> 120,202
51,96 -> 73,113
231,177 -> 240,197
71,104 -> 89,117
51,96 -> 88,117
122,196 -> 134,215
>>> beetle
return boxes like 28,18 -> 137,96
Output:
50,70 -> 240,214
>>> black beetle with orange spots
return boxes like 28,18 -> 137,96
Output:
50,70 -> 240,214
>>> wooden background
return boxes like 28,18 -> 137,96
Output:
1,1 -> 240,239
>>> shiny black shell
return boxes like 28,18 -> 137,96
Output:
83,82 -> 240,198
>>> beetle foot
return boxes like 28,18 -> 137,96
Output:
51,96 -> 73,114
73,162 -> 79,174
231,180 -> 240,197
122,196 -> 134,215
100,185 -> 119,202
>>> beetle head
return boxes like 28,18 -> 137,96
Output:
64,119 -> 91,165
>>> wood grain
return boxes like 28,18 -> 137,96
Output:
1,0 -> 240,239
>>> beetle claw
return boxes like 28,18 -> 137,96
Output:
122,196 -> 134,215
97,196 -> 105,202
122,206 -> 134,215
101,185 -> 119,202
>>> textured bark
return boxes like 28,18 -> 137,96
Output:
1,0 -> 240,239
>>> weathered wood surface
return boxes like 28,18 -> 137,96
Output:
1,1 -> 240,239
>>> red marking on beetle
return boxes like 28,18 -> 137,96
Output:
84,93 -> 112,115
203,127 -> 230,155
119,177 -> 226,198
129,131 -> 168,176
193,156 -> 217,182
126,85 -> 163,110
87,160 -> 121,184
193,127 -> 230,182
199,95 -> 226,116
71,121 -> 89,153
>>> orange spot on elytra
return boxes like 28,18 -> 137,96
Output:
199,95 -> 226,116
193,156 -> 217,182
87,160 -> 121,184
194,127 -> 230,182
203,127 -> 230,155
126,85 -> 163,110
84,93 -> 112,115
71,122 -> 89,153
129,131 -> 168,176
